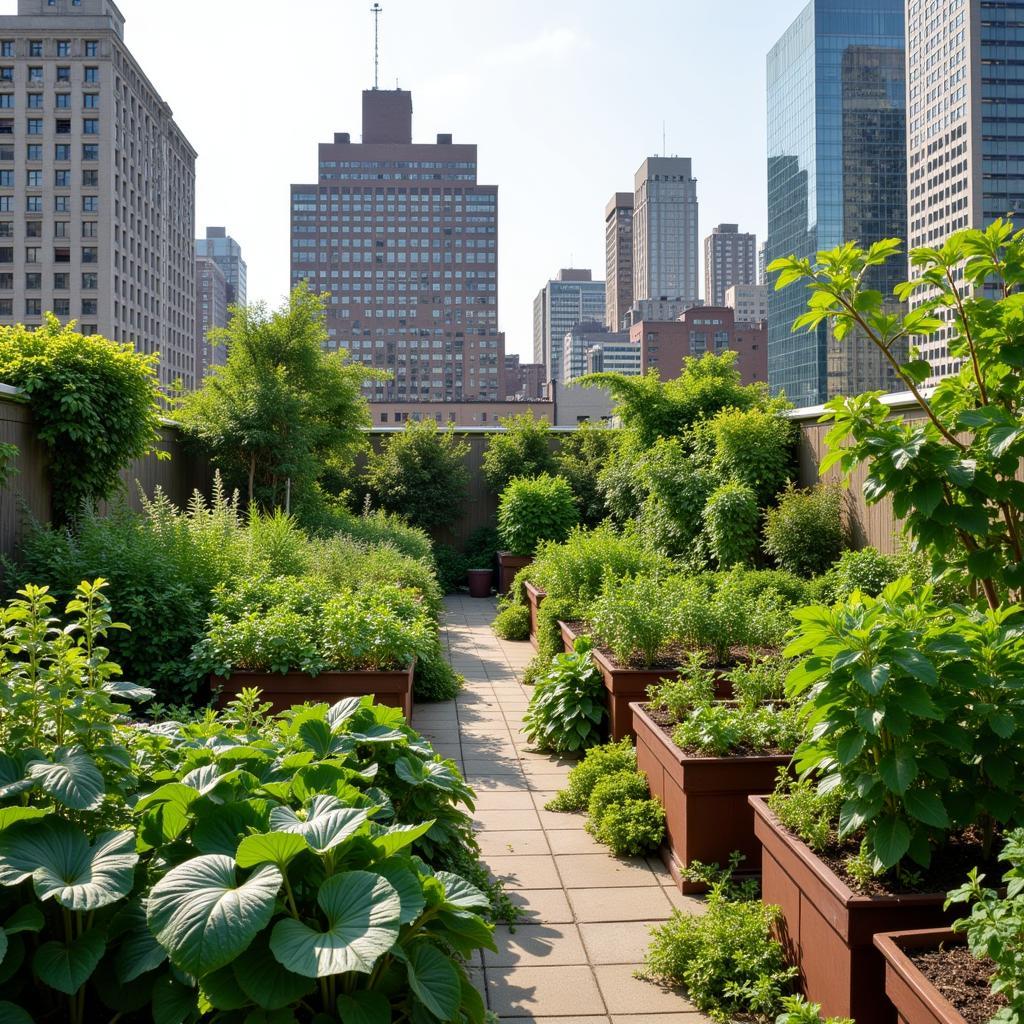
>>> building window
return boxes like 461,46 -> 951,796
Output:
82,196 -> 97,212
81,272 -> 96,289
0,171 -> 11,187
81,298 -> 97,315
26,94 -> 41,109
0,121 -> 11,136
25,221 -> 40,238
85,41 -> 98,57
25,299 -> 41,317
56,94 -> 70,109
83,94 -> 98,109
53,271 -> 68,288
0,68 -> 11,83
84,67 -> 98,83
81,143 -> 98,160
28,42 -> 42,58
0,198 -> 12,213
26,170 -> 40,186
54,196 -> 69,212
25,247 -> 39,263
81,169 -> 97,186
81,221 -> 97,238
53,298 -> 70,316
0,146 -> 12,160
28,67 -> 42,83
24,273 -> 40,290
54,144 -> 69,161
56,41 -> 70,57
0,96 -> 13,110
0,299 -> 11,316
54,247 -> 70,264
0,44 -> 12,59
56,120 -> 71,135
26,119 -> 42,135
82,119 -> 98,135
81,246 -> 97,263
25,196 -> 41,212
54,222 -> 68,238
0,272 -> 11,286
54,170 -> 69,187
56,67 -> 70,83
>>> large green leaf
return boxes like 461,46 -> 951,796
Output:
3,905 -> 43,936
327,696 -> 366,727
268,796 -> 368,853
147,853 -> 282,977
0,819 -> 137,910
903,789 -> 951,829
0,1001 -> 34,1024
0,806 -> 45,832
111,903 -> 167,983
873,816 -> 911,869
405,942 -> 460,1020
34,929 -> 105,994
103,679 -> 155,702
377,860 -> 425,924
151,973 -> 196,1024
372,821 -> 434,858
269,870 -> 400,978
232,934 -> 316,1010
27,746 -> 104,810
336,990 -> 391,1024
236,831 -> 310,870
435,872 -> 490,912
192,798 -> 270,856
0,756 -> 34,802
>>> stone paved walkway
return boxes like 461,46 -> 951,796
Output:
413,595 -> 708,1024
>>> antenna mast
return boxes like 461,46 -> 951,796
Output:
371,4 -> 382,90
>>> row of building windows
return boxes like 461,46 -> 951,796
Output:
0,168 -> 97,185
0,143 -> 100,160
2,298 -> 96,315
0,195 -> 97,212
0,220 -> 97,238
0,61 -> 98,82
0,245 -> 97,262
0,92 -> 99,108
0,118 -> 99,134
0,271 -> 97,288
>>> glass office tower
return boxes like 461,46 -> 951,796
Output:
766,0 -> 906,406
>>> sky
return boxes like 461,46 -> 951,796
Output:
40,0 -> 805,358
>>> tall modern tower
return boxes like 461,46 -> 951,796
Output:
290,88 -> 502,402
0,0 -> 197,390
196,226 -> 246,309
766,0 -> 906,406
532,269 -> 605,385
907,0 -> 1024,382
632,156 -> 699,308
196,255 -> 227,379
704,223 -> 757,307
604,192 -> 633,330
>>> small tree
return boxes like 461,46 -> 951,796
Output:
364,419 -> 470,531
178,284 -> 380,513
482,413 -> 557,492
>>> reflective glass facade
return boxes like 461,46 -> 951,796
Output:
766,0 -> 906,406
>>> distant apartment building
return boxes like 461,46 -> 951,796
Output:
725,282 -> 768,323
906,0 -> 1024,382
629,305 -> 767,385
604,191 -> 633,329
503,352 -> 545,400
704,223 -> 757,307
196,255 -> 226,378
757,240 -> 767,285
532,268 -> 604,384
766,0 -> 906,405
196,225 -> 246,308
0,0 -> 197,389
632,156 -> 699,308
622,296 -> 698,327
290,88 -> 503,402
560,319 -> 638,382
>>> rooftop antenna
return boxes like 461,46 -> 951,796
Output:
371,3 -> 382,90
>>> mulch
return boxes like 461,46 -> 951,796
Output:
910,944 -> 1006,1024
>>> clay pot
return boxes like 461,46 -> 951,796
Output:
467,568 -> 494,598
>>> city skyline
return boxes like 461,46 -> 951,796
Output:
39,0 -> 802,361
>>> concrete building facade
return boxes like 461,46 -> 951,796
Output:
604,191 -> 633,330
531,268 -> 604,385
196,254 -> 226,378
0,0 -> 197,389
560,319 -> 637,382
725,282 -> 768,323
196,225 -> 245,308
622,296 -> 698,327
704,223 -> 757,307
290,88 -> 503,402
503,352 -> 545,400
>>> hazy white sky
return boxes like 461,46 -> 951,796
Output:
37,0 -> 804,358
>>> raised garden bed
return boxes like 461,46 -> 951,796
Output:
214,663 -> 415,720
497,551 -> 532,595
524,581 -> 545,649
633,701 -> 789,893
750,796 -> 955,1024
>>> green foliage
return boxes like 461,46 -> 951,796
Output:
597,439 -> 649,526
775,996 -> 854,1024
317,505 -> 434,563
0,316 -> 164,523
492,603 -> 530,641
589,573 -> 677,667
523,639 -> 606,753
523,595 -> 577,685
545,739 -> 636,812
583,770 -> 664,857
555,421 -> 621,527
0,441 -> 18,488
179,284 -> 377,515
764,484 -> 846,578
412,644 -> 463,702
948,828 -> 1024,1024
767,770 -> 840,853
705,406 -> 795,506
435,544 -> 467,593
364,419 -> 470,532
638,437 -> 715,560
482,414 -> 557,492
586,770 -> 650,822
703,481 -> 759,568
497,474 -> 578,556
463,526 -> 499,572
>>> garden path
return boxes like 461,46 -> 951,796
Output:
413,594 -> 710,1024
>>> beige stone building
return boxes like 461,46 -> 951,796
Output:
604,191 -> 633,330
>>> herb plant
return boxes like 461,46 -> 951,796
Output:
522,639 -> 606,753
584,770 -> 664,857
497,474 -> 579,557
545,739 -> 636,813
482,413 -> 557,492
492,601 -> 530,641
589,572 -> 678,667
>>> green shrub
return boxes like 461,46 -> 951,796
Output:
493,602 -> 530,641
776,996 -> 854,1024
671,702 -> 802,757
365,419 -> 470,531
482,413 -> 557,492
523,594 -> 578,684
323,505 -> 434,563
0,316 -> 164,523
464,525 -> 499,571
556,421 -> 620,526
586,770 -> 650,822
413,642 -> 463,701
764,483 -> 845,577
497,474 -> 578,556
435,543 -> 467,593
712,565 -> 811,609
767,770 -> 841,853
638,436 -> 715,561
591,797 -> 666,857
546,739 -> 636,812
707,406 -> 795,506
703,480 -> 759,568
597,440 -> 649,525
523,639 -> 606,752
589,572 -> 678,667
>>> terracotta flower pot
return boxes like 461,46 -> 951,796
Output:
524,581 -> 546,649
633,702 -> 790,892
497,551 -> 532,595
750,796 -> 954,1024
466,568 -> 494,598
874,929 -> 969,1024
214,663 -> 415,721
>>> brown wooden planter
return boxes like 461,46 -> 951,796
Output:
633,702 -> 790,893
214,663 -> 415,721
750,796 -> 954,1024
875,930 -> 968,1024
559,618 -> 581,654
524,581 -> 545,650
497,552 -> 532,595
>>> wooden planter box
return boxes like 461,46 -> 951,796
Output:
633,702 -> 790,892
750,796 -> 954,1024
524,581 -> 545,650
875,930 -> 968,1024
497,552 -> 532,595
559,618 -> 582,654
214,663 -> 415,721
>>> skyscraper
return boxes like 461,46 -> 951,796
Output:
196,226 -> 246,309
704,223 -> 757,307
196,256 -> 227,379
906,0 -> 1024,382
766,0 -> 906,406
532,269 -> 605,385
604,192 -> 633,330
632,156 -> 699,308
0,0 -> 197,389
290,88 -> 502,402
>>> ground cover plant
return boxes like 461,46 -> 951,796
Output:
522,638 -> 606,753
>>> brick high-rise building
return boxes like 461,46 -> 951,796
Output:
0,0 -> 197,389
532,268 -> 605,385
290,88 -> 502,401
704,223 -> 756,307
604,191 -> 633,330
196,225 -> 246,308
196,255 -> 226,379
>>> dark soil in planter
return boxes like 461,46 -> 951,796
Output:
911,946 -> 1005,1024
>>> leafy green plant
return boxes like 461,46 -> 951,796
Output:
435,543 -> 467,593
703,480 -> 759,568
589,572 -> 678,667
764,484 -> 846,578
463,526 -> 499,572
775,996 -> 854,1024
583,769 -> 664,857
523,639 -> 606,753
556,420 -> 620,527
493,601 -> 530,641
497,474 -> 578,556
638,437 -> 715,561
705,406 -> 795,507
0,440 -> 18,488
767,770 -> 840,854
482,413 -> 557,492
545,739 -> 636,812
